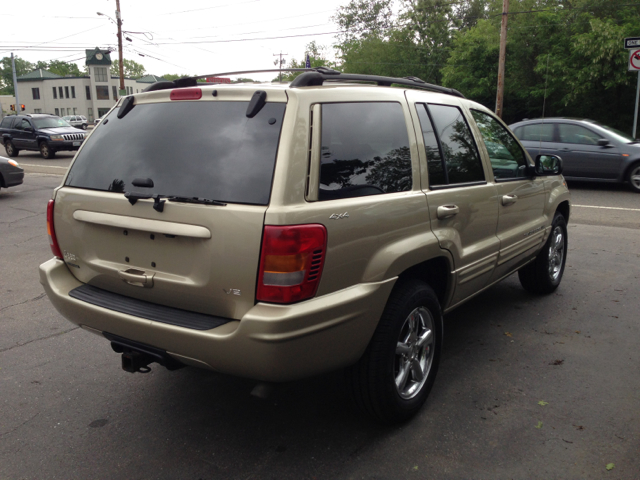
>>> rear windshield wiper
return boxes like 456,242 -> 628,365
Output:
167,196 -> 227,206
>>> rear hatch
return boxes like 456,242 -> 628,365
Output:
54,87 -> 287,320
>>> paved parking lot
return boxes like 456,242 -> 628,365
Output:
1,172 -> 638,479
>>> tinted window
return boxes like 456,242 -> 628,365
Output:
519,123 -> 554,142
415,104 -> 445,185
0,117 -> 13,128
428,104 -> 484,184
471,110 -> 528,180
65,101 -> 286,205
319,102 -> 411,201
558,124 -> 600,145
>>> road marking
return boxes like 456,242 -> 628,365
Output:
573,204 -> 640,212
19,164 -> 68,169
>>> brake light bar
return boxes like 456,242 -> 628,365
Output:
257,224 -> 327,304
170,88 -> 202,101
46,199 -> 63,259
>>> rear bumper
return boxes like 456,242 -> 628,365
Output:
39,258 -> 396,382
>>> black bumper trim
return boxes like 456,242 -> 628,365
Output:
69,284 -> 233,331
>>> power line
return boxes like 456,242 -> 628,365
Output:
150,0 -> 261,17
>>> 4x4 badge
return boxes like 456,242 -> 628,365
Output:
329,212 -> 349,220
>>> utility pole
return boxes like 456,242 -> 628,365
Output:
116,0 -> 125,95
11,53 -> 20,115
495,0 -> 509,118
273,52 -> 288,82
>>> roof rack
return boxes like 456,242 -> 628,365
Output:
142,67 -> 465,98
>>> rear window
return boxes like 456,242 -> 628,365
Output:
65,100 -> 286,205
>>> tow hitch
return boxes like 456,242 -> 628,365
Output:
104,332 -> 185,374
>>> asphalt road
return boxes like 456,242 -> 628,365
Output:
1,171 -> 639,479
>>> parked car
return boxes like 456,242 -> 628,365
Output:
94,115 -> 105,126
39,69 -> 570,423
63,115 -> 89,130
0,155 -> 24,191
510,118 -> 640,192
0,114 -> 87,159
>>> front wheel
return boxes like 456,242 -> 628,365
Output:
5,141 -> 19,157
518,212 -> 568,294
346,280 -> 442,423
627,163 -> 640,193
82,124 -> 87,130
39,142 -> 56,159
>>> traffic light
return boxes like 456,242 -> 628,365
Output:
20,104 -> 25,111
10,104 -> 15,111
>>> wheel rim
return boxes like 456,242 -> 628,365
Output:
630,165 -> 640,190
41,145 -> 49,156
6,143 -> 13,155
548,226 -> 565,281
394,306 -> 435,400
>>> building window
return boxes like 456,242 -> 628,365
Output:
85,85 -> 91,100
96,85 -> 109,100
55,108 -> 59,116
112,86 -> 118,100
71,86 -> 76,98
32,88 -> 40,100
88,108 -> 93,122
53,87 -> 57,99
95,67 -> 108,82
73,107 -> 77,115
65,86 -> 69,99
59,86 -> 63,98
34,108 -> 42,114
67,108 -> 72,116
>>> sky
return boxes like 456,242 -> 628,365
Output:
1,0 -> 355,82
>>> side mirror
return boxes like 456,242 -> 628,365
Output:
597,138 -> 610,147
535,154 -> 563,175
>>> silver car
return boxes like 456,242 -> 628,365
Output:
63,115 -> 88,130
510,118 -> 640,193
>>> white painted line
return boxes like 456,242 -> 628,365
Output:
573,204 -> 640,212
20,164 -> 68,169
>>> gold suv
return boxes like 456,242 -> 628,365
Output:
39,69 -> 570,423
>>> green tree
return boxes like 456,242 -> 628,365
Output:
274,42 -> 335,82
111,59 -> 146,78
0,56 -> 34,95
35,60 -> 82,77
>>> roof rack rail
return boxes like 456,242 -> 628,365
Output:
142,67 -> 465,98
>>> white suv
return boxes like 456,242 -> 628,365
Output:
63,115 -> 88,130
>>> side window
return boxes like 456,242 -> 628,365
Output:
558,124 -> 600,145
471,110 -> 528,180
519,123 -> 554,142
318,102 -> 412,201
418,104 -> 484,186
415,104 -> 445,185
0,117 -> 13,128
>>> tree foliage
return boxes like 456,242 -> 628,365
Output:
0,56 -> 34,95
330,0 -> 640,131
274,42 -> 335,82
111,59 -> 146,78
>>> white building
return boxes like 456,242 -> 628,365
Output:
16,48 -> 166,122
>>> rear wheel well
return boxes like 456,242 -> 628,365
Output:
556,200 -> 570,223
396,257 -> 450,307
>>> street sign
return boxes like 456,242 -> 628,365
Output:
629,49 -> 640,71
625,37 -> 640,49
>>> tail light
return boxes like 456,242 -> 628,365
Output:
46,199 -> 63,259
257,225 -> 327,304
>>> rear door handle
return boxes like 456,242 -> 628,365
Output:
118,268 -> 155,288
437,205 -> 459,219
501,194 -> 518,206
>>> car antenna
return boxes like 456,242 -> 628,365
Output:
539,54 -> 551,156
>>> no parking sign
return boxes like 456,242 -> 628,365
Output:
629,48 -> 640,71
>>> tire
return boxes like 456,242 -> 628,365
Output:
627,162 -> 640,193
5,140 -> 19,157
518,212 -> 568,294
346,280 -> 443,424
82,124 -> 87,130
39,142 -> 56,159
